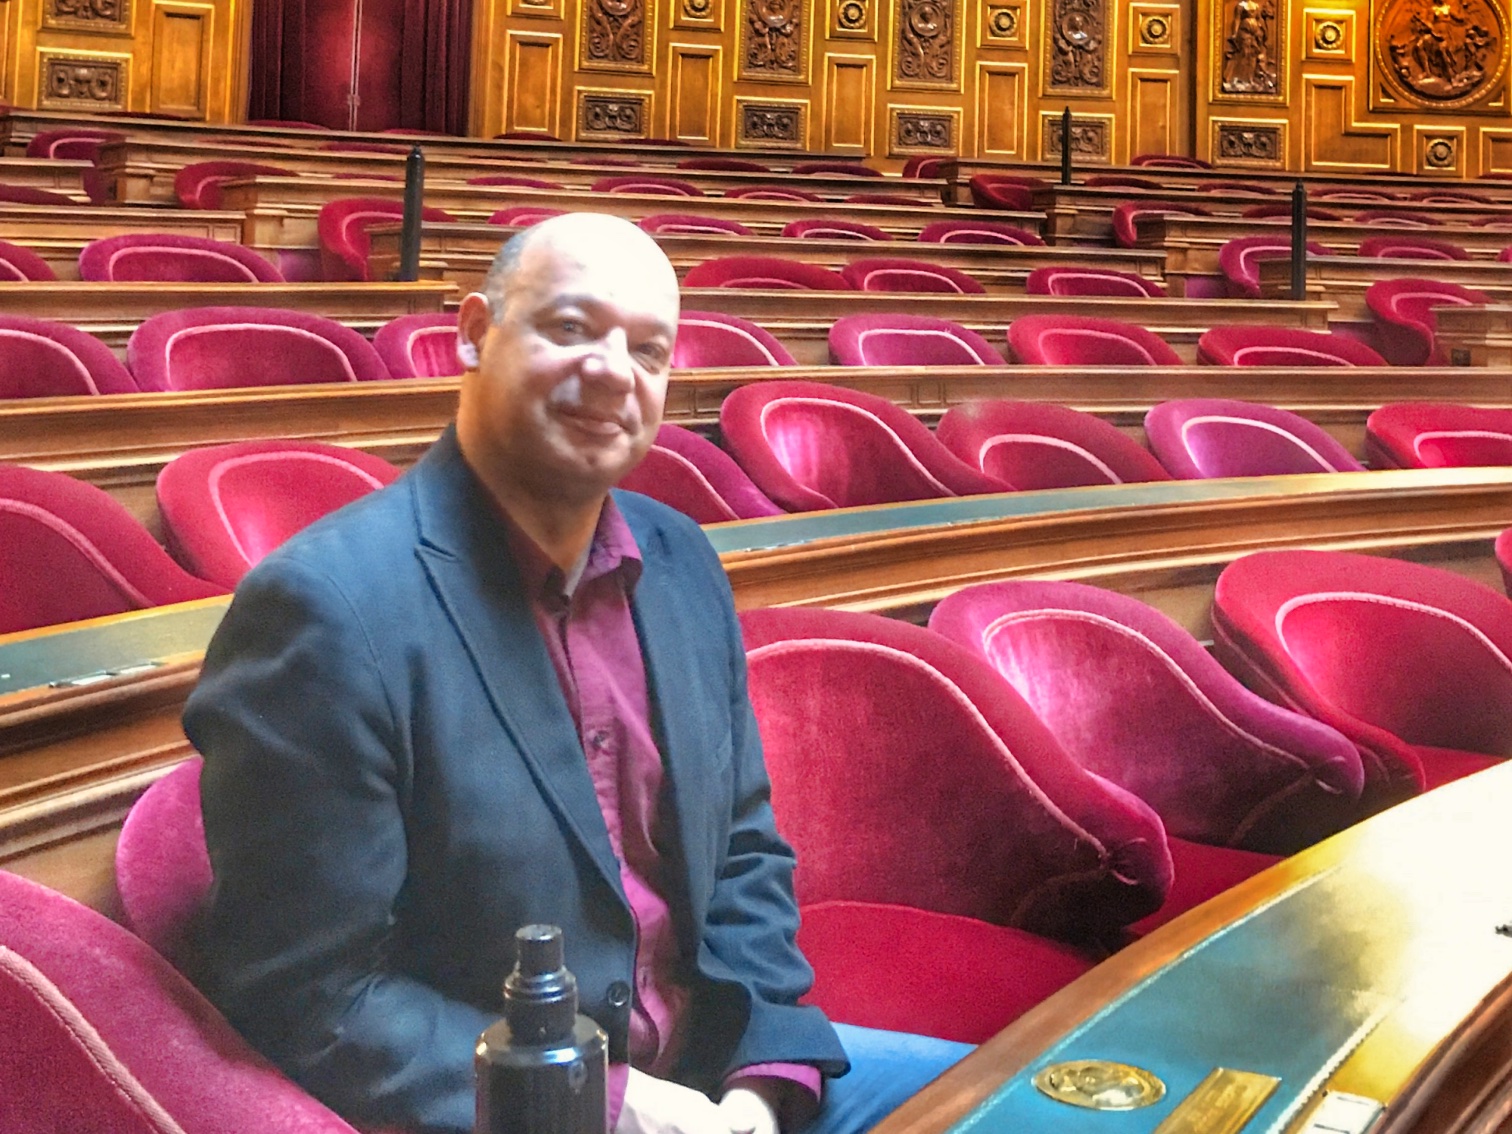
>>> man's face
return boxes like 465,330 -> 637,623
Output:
458,220 -> 680,504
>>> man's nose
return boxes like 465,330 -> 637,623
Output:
582,327 -> 636,390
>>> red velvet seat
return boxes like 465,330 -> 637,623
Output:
1408,189 -> 1492,205
0,239 -> 56,282
1197,325 -> 1386,367
156,440 -> 402,587
494,130 -> 558,140
1217,235 -> 1334,299
0,464 -> 225,634
1110,201 -> 1212,248
129,307 -> 392,392
1497,527 -> 1512,595
1312,188 -> 1396,203
1195,180 -> 1279,197
1212,549 -> 1512,806
79,233 -> 284,283
637,213 -> 752,236
589,174 -> 704,197
116,758 -> 210,964
618,423 -> 784,524
719,380 -> 1005,511
373,312 -> 462,378
723,185 -> 824,202
319,141 -> 409,155
0,315 -> 136,398
740,606 -> 1168,1032
967,174 -> 1046,211
0,868 -> 360,1132
1365,278 -> 1488,366
1131,153 -> 1212,169
901,156 -> 948,179
1357,234 -> 1470,261
929,580 -> 1365,856
781,218 -> 892,241
1145,397 -> 1365,478
677,156 -> 771,172
487,205 -> 567,227
845,192 -> 929,207
682,256 -> 850,290
1239,203 -> 1344,222
0,183 -> 77,206
317,197 -> 456,282
173,160 -> 290,209
828,314 -> 1004,366
839,257 -> 984,294
1007,314 -> 1182,366
792,160 -> 881,177
1353,209 -> 1442,228
24,128 -> 123,203
1084,174 -> 1164,190
916,219 -> 1044,246
1366,403 -> 1512,469
937,400 -> 1172,489
1024,266 -> 1165,298
465,174 -> 563,189
672,310 -> 795,367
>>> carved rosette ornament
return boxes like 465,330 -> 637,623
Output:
894,112 -> 954,149
1047,0 -> 1108,93
836,0 -> 867,32
896,0 -> 958,87
1375,0 -> 1507,110
737,102 -> 805,147
1220,0 -> 1280,95
742,0 -> 805,79
578,94 -> 646,137
1042,115 -> 1108,158
42,58 -> 122,106
1216,123 -> 1282,162
584,0 -> 647,69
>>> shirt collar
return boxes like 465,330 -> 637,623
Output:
499,494 -> 643,606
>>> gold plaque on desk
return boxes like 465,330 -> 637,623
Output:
1151,1068 -> 1281,1134
1032,1059 -> 1167,1110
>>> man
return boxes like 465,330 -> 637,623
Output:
186,213 -> 968,1134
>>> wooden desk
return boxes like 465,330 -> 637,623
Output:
0,157 -> 90,198
0,205 -> 243,279
365,222 -> 1165,294
1258,255 -> 1512,321
97,138 -> 939,206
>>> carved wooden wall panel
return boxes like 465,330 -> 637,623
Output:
1045,0 -> 1110,94
741,0 -> 809,81
668,42 -> 722,141
581,0 -> 651,72
823,52 -> 873,149
735,98 -> 808,147
893,0 -> 961,88
974,61 -> 1028,156
503,31 -> 565,136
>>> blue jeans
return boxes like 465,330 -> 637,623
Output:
802,1024 -> 974,1134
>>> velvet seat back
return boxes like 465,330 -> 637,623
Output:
1497,527 -> 1512,597
839,258 -> 984,294
937,400 -> 1172,489
929,581 -> 1367,853
1023,266 -> 1165,298
317,197 -> 455,281
1131,153 -> 1212,169
1217,236 -> 1334,299
488,205 -> 567,227
0,239 -> 56,283
1312,189 -> 1396,203
0,869 -> 360,1132
1213,550 -> 1512,803
373,312 -> 462,378
724,185 -> 823,202
1145,398 -> 1364,479
79,233 -> 285,284
1353,209 -> 1440,228
1239,204 -> 1343,222
916,219 -> 1044,246
682,256 -> 850,290
827,314 -> 1003,366
588,174 -> 704,197
1366,403 -> 1512,469
156,440 -> 402,587
0,184 -> 76,206
740,607 -> 1173,939
637,214 -> 752,236
129,307 -> 392,392
1365,279 -> 1488,367
1007,314 -> 1182,366
1196,325 -> 1387,367
24,129 -> 123,204
1110,202 -> 1211,249
672,311 -> 795,367
116,758 -> 212,963
1358,235 -> 1471,261
966,174 -> 1046,212
173,161 -> 291,209
0,315 -> 135,397
677,157 -> 771,173
781,218 -> 892,242
720,380 -> 1005,511
465,174 -> 562,189
0,465 -> 226,635
1410,189 -> 1492,205
792,161 -> 880,177
618,424 -> 784,524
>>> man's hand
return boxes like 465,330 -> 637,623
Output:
718,1086 -> 780,1134
616,1068 -> 732,1134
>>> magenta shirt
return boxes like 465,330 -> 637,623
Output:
501,498 -> 820,1129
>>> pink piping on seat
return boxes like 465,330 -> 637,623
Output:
1413,429 -> 1512,460
164,325 -> 360,384
1042,328 -> 1163,365
677,317 -> 786,365
207,452 -> 388,565
1276,593 -> 1512,675
1230,345 -> 1362,366
1039,272 -> 1151,297
854,327 -> 993,363
0,262 -> 29,281
977,436 -> 1122,484
0,946 -> 190,1134
712,276 -> 818,289
853,267 -> 969,292
645,446 -> 741,522
0,499 -> 155,606
1179,416 -> 1339,472
0,329 -> 96,393
759,397 -> 957,497
105,247 -> 261,282
794,226 -> 885,241
404,326 -> 459,370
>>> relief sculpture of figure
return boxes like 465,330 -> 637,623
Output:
1222,0 -> 1279,94
1388,0 -> 1496,99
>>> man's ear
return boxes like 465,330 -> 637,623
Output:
456,292 -> 491,370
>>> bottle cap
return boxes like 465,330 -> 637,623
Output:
504,924 -> 578,1045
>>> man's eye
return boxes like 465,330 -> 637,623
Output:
637,343 -> 668,364
558,318 -> 585,336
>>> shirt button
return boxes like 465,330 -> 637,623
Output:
607,981 -> 631,1008
590,729 -> 609,751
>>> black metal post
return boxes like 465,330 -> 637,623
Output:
1060,106 -> 1073,186
1289,180 -> 1307,300
399,145 -> 424,283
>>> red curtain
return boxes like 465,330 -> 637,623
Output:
247,0 -> 471,135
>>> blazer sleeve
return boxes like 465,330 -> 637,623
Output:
185,553 -> 496,1134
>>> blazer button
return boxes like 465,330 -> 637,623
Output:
607,981 -> 631,1008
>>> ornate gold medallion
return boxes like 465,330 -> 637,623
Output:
1033,1059 -> 1167,1110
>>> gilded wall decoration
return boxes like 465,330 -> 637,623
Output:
736,100 -> 806,147
1141,13 -> 1172,46
1375,0 -> 1507,110
1423,134 -> 1457,167
1220,0 -> 1281,96
1215,122 -> 1283,162
833,0 -> 870,37
672,0 -> 721,31
44,0 -> 130,33
741,0 -> 807,81
895,0 -> 958,88
582,0 -> 649,71
1042,114 -> 1108,158
577,92 -> 647,136
983,4 -> 1021,42
40,57 -> 124,107
1046,0 -> 1109,94
892,109 -> 955,150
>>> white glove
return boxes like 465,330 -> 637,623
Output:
616,1067 -> 731,1134
718,1086 -> 780,1134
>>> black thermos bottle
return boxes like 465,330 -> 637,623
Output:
476,924 -> 609,1134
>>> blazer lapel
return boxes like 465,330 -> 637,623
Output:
408,431 -> 626,904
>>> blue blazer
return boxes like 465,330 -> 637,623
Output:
185,428 -> 846,1133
